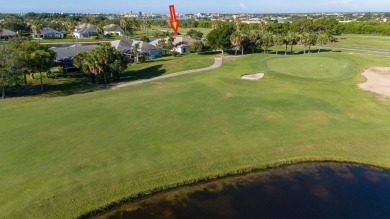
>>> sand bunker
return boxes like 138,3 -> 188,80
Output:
359,67 -> 390,97
241,73 -> 264,81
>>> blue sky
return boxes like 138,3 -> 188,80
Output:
1,0 -> 390,13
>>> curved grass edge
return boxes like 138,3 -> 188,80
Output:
78,157 -> 390,218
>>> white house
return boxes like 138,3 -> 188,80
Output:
73,24 -> 98,39
110,39 -> 165,59
103,24 -> 124,36
33,27 -> 64,39
150,35 -> 198,55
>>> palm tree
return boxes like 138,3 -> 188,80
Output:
230,31 -> 244,56
261,33 -> 273,54
96,24 -> 104,38
120,18 -> 128,33
273,34 -> 284,55
132,42 -> 140,63
300,32 -> 310,54
234,17 -> 242,31
317,34 -> 329,53
308,33 -> 318,53
31,24 -> 41,39
65,21 -> 75,43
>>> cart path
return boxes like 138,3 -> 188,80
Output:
110,57 -> 223,90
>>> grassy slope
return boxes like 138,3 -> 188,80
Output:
1,52 -> 390,218
335,34 -> 390,50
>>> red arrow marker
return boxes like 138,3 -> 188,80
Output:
169,5 -> 179,35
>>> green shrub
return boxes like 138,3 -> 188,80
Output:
171,51 -> 180,57
90,36 -> 99,40
138,56 -> 146,63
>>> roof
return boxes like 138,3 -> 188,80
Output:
150,35 -> 197,48
75,23 -> 93,30
74,25 -> 97,34
50,44 -> 98,60
0,28 -> 17,36
104,24 -> 124,32
40,27 -> 63,35
110,39 -> 163,53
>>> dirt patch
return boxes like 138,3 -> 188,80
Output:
241,73 -> 264,81
359,67 -> 390,97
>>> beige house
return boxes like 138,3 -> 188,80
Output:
0,28 -> 17,40
150,35 -> 198,55
103,24 -> 124,36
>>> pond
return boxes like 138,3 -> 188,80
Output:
46,43 -> 101,49
92,163 -> 390,219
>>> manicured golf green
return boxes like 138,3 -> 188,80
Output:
1,51 -> 390,218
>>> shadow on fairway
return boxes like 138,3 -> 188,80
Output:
121,64 -> 166,82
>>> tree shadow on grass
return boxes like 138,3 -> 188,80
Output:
120,64 -> 166,82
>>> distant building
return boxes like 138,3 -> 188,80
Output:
33,27 -> 64,39
0,28 -> 18,40
103,24 -> 124,36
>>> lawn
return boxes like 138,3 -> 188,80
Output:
335,34 -> 390,50
1,51 -> 390,218
15,53 -> 216,99
121,52 -> 217,82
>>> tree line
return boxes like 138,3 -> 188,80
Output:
0,38 -> 56,99
73,43 -> 129,86
206,17 -> 337,56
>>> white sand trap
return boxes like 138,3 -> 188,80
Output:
241,73 -> 264,81
359,67 -> 390,97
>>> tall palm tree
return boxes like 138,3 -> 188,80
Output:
300,32 -> 310,54
273,34 -> 284,55
96,24 -> 104,38
31,24 -> 41,39
230,31 -> 244,56
120,18 -> 128,33
261,33 -> 273,54
65,21 -> 75,43
234,17 -> 242,31
317,34 -> 329,53
132,42 -> 140,63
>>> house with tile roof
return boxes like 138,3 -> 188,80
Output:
104,24 -> 124,36
110,39 -> 165,59
73,23 -> 98,39
33,27 -> 64,39
150,35 -> 198,55
0,28 -> 17,40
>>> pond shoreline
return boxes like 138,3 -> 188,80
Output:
80,157 -> 390,219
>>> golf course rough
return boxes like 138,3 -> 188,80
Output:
1,52 -> 390,218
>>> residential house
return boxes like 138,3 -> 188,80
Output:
110,39 -> 165,59
73,23 -> 98,39
0,28 -> 17,40
50,44 -> 99,69
150,35 -> 197,55
104,24 -> 124,36
33,27 -> 64,39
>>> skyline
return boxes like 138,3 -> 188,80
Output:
1,0 -> 390,14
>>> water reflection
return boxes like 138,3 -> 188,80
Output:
93,163 -> 390,219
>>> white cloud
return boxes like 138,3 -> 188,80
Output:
240,2 -> 248,10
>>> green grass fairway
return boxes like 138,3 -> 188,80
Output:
265,56 -> 351,80
335,34 -> 390,50
1,51 -> 390,218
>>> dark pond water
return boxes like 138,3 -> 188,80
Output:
93,163 -> 390,219
47,43 -> 100,49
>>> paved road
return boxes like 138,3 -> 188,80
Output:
110,57 -> 223,90
323,45 -> 390,53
